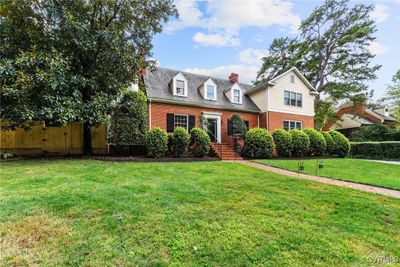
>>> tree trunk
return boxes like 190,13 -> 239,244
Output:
83,122 -> 92,155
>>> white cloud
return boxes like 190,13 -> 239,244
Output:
166,0 -> 203,31
193,32 -> 240,47
184,65 -> 259,84
204,0 -> 301,32
369,41 -> 390,55
238,48 -> 265,65
371,4 -> 389,23
167,0 -> 301,47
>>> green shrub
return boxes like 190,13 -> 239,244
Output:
171,127 -> 190,156
190,128 -> 211,157
350,124 -> 400,142
329,130 -> 350,157
351,141 -> 400,159
109,90 -> 148,145
303,128 -> 326,156
322,131 -> 336,155
230,114 -> 247,137
350,142 -> 382,159
145,127 -> 168,158
244,128 -> 274,158
272,129 -> 292,157
289,129 -> 310,157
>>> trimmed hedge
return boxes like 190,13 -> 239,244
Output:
190,128 -> 211,157
322,131 -> 336,155
244,128 -> 274,158
303,128 -> 326,156
145,127 -> 168,158
272,129 -> 292,157
329,130 -> 350,157
171,127 -> 190,156
289,129 -> 310,157
351,141 -> 400,159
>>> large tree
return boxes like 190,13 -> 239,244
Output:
0,0 -> 177,153
256,0 -> 381,128
384,70 -> 400,124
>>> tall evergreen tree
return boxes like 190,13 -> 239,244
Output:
256,0 -> 381,128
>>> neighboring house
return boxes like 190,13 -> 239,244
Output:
143,67 -> 318,145
322,102 -> 397,137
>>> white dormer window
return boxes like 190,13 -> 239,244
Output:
203,78 -> 217,101
230,83 -> 242,104
172,72 -> 188,97
176,80 -> 185,95
206,85 -> 215,100
233,89 -> 240,103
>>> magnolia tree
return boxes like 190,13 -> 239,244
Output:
0,0 -> 177,154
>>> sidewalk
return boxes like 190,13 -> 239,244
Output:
228,160 -> 400,199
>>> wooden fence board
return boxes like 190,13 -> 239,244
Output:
0,122 -> 107,155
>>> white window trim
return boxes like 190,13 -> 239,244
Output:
284,90 -> 302,107
204,78 -> 217,101
283,120 -> 302,131
231,83 -> 242,104
172,72 -> 188,97
174,114 -> 189,131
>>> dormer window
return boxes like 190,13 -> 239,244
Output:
230,83 -> 242,104
176,80 -> 185,96
233,89 -> 241,103
172,72 -> 188,97
206,85 -> 216,100
202,78 -> 217,101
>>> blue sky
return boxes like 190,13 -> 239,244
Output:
152,0 -> 400,100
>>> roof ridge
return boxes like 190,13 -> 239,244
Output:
155,66 -> 253,87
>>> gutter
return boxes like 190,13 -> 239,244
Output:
148,97 -> 261,114
148,98 -> 152,129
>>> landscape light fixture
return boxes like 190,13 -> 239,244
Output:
316,159 -> 324,176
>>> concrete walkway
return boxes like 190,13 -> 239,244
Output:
228,160 -> 400,199
365,159 -> 400,165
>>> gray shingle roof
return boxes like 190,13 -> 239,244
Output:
143,67 -> 260,112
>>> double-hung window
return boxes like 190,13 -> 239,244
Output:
175,80 -> 185,96
283,120 -> 302,131
233,89 -> 241,103
174,114 -> 188,130
284,90 -> 302,107
206,85 -> 216,100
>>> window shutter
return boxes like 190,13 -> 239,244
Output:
244,120 -> 249,130
167,113 -> 174,132
228,119 -> 233,136
188,115 -> 195,132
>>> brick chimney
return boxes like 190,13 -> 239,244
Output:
229,73 -> 238,83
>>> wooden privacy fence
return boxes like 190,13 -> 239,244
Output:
0,122 -> 107,155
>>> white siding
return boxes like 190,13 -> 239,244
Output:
267,70 -> 315,116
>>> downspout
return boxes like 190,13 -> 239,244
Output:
257,112 -> 260,128
148,98 -> 152,130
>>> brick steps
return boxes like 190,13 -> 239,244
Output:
210,143 -> 243,160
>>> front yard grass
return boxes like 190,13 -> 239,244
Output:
252,158 -> 400,190
1,159 -> 399,265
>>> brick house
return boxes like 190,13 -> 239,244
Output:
143,66 -> 318,146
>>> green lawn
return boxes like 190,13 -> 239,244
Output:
1,160 -> 399,266
252,158 -> 400,190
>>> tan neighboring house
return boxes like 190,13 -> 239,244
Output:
323,102 -> 397,137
